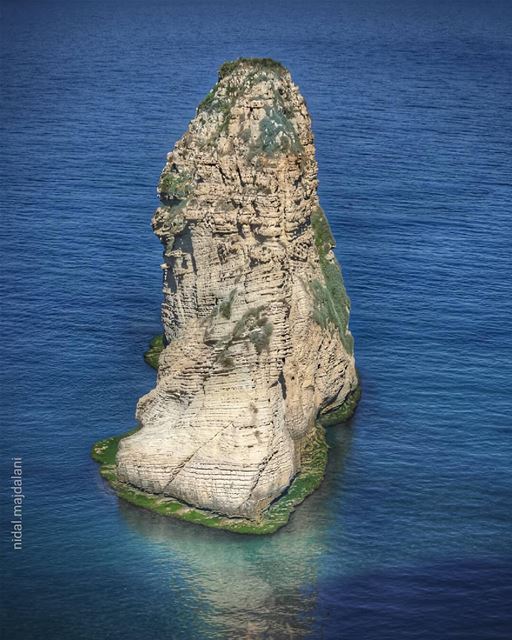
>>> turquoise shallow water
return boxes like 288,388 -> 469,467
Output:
1,1 -> 512,638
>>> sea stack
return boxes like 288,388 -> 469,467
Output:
116,58 -> 358,521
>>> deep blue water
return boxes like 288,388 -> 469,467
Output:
1,1 -> 512,638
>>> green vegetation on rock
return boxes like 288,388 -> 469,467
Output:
198,58 -> 299,156
159,172 -> 192,200
91,426 -> 141,467
249,104 -> 303,157
311,204 -> 336,255
197,84 -> 220,112
157,204 -> 188,256
218,58 -> 286,81
143,334 -> 164,370
91,422 -> 328,535
310,207 -> 353,354
319,384 -> 361,426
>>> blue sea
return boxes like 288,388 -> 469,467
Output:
1,1 -> 511,638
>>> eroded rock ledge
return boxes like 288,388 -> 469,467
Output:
95,58 -> 359,532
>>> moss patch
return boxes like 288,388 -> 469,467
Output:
92,422 -> 328,536
197,83 -> 220,112
248,104 -> 302,158
158,172 -> 192,201
91,426 -> 140,466
218,58 -> 286,81
310,207 -> 354,354
143,334 -> 164,370
319,384 -> 361,427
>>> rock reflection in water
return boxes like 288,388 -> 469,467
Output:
118,425 -> 353,639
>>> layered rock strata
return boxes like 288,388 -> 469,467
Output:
116,58 -> 358,519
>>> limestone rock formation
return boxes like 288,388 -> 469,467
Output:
116,58 -> 358,519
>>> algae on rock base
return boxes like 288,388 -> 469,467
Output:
92,419 -> 329,536
319,385 -> 361,427
91,335 -> 359,536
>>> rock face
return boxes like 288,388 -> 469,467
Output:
116,59 -> 358,519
